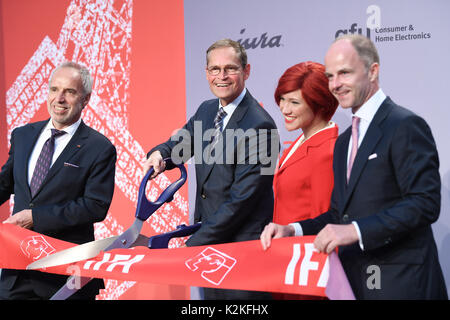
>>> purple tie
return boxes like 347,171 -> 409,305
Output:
30,129 -> 66,196
347,116 -> 360,182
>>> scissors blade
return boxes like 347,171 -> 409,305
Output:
27,219 -> 144,270
48,160 -> 186,299
50,276 -> 94,300
49,220 -> 144,300
48,219 -> 144,300
103,219 -> 143,251
26,235 -> 119,270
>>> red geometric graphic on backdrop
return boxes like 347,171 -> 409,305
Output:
4,0 -> 189,299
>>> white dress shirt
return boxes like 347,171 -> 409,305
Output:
346,89 -> 386,164
219,88 -> 247,130
28,118 -> 81,185
291,89 -> 387,251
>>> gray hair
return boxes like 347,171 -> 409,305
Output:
206,39 -> 248,68
49,61 -> 93,96
335,34 -> 380,70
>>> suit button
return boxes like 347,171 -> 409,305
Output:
29,203 -> 34,208
201,194 -> 206,199
342,214 -> 349,223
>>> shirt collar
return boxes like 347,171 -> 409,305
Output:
45,118 -> 82,136
353,88 -> 386,123
219,88 -> 247,114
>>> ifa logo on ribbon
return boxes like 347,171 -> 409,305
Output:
20,235 -> 56,261
185,247 -> 236,285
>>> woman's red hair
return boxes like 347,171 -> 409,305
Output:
274,61 -> 338,121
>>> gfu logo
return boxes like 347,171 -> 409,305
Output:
335,5 -> 381,39
20,235 -> 56,261
185,247 -> 236,285
285,243 -> 329,288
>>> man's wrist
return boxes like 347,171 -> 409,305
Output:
289,222 -> 303,237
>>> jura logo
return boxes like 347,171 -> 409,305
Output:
237,28 -> 282,49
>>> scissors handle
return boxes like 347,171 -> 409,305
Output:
148,223 -> 201,249
135,158 -> 187,221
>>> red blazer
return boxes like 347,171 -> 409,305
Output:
273,125 -> 338,225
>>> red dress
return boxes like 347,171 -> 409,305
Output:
273,125 -> 338,225
272,125 -> 338,300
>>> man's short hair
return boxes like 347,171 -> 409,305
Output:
49,61 -> 93,96
206,39 -> 248,68
335,34 -> 380,70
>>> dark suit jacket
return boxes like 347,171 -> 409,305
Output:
0,119 -> 116,299
300,97 -> 447,299
149,90 -> 278,246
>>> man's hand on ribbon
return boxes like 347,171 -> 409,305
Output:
314,224 -> 359,254
260,222 -> 295,251
260,221 -> 360,255
3,209 -> 33,229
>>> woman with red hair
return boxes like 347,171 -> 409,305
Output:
270,61 -> 338,299
272,61 -> 339,225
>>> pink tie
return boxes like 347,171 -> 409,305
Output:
347,116 -> 360,182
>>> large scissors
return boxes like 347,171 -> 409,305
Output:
27,158 -> 187,299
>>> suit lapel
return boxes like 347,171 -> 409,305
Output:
278,126 -> 338,174
198,92 -> 251,187
201,103 -> 220,156
224,92 -> 250,129
335,128 -> 350,213
197,101 -> 222,187
22,121 -> 48,197
343,99 -> 393,209
276,134 -> 306,175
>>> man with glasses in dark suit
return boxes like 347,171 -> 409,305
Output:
144,39 -> 278,300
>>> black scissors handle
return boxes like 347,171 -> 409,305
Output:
135,158 -> 187,221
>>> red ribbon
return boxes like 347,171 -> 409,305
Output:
0,224 -> 354,299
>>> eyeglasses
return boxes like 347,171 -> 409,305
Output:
207,65 -> 242,76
